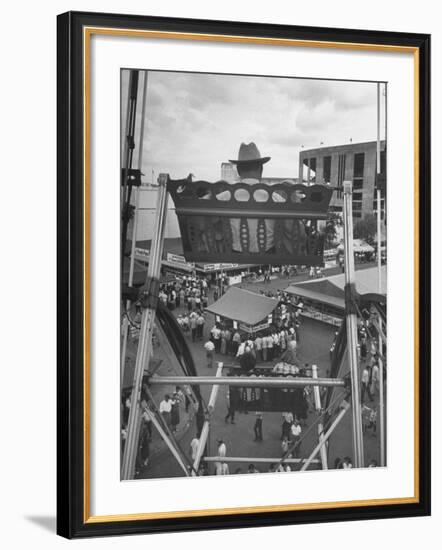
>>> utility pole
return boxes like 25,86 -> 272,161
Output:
343,180 -> 364,468
121,71 -> 148,382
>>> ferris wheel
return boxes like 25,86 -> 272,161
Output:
120,69 -> 386,480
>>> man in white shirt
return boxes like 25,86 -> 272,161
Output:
214,439 -> 227,476
290,419 -> 302,458
217,439 -> 227,457
236,341 -> 246,358
190,437 -> 200,461
159,394 -> 173,428
262,333 -> 268,362
361,366 -> 373,403
204,340 -> 215,368
254,335 -> 263,362
211,325 -> 222,352
272,331 -> 280,358
266,334 -> 274,361
370,363 -> 380,396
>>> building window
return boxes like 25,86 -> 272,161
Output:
353,192 -> 363,201
353,152 -> 365,178
303,157 -> 317,184
373,197 -> 385,220
337,154 -> 346,198
380,149 -> 386,175
323,155 -> 331,183
353,153 -> 365,202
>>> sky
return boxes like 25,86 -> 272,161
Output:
122,70 -> 386,182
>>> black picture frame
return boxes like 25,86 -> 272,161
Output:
57,10 -> 431,539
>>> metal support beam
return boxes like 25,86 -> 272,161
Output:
149,376 -> 345,388
378,315 -> 386,467
192,363 -> 223,475
300,401 -> 350,471
371,315 -> 387,347
121,174 -> 169,480
143,410 -> 190,477
343,180 -> 365,468
312,364 -> 328,470
121,71 -> 148,382
203,456 -> 320,464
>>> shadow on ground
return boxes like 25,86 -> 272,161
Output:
25,515 -> 56,533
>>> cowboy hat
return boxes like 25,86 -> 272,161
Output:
229,142 -> 270,165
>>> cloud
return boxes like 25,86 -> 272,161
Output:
122,69 -> 382,181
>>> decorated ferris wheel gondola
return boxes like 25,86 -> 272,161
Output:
167,176 -> 335,266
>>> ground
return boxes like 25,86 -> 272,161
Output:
126,261 -> 383,479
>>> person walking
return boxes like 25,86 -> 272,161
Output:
170,393 -> 181,433
266,333 -> 274,361
211,324 -> 222,352
190,436 -> 200,462
224,328 -> 232,355
290,418 -> 302,458
232,330 -> 241,356
262,332 -> 268,362
214,439 -> 227,475
281,411 -> 293,440
253,412 -> 263,441
224,388 -> 236,424
220,328 -> 227,355
281,436 -> 290,456
204,339 -> 215,368
240,346 -> 256,372
361,366 -> 373,402
196,313 -> 205,340
217,439 -> 227,457
370,362 -> 380,396
254,334 -> 263,363
159,394 -> 173,428
190,314 -> 198,343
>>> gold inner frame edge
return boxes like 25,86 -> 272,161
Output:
82,26 -> 421,524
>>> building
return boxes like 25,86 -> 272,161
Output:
129,185 -> 181,241
299,141 -> 386,220
221,162 -> 240,183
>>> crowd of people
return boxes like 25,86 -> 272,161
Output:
190,411 -> 308,476
158,273 -> 212,312
123,266 -> 384,477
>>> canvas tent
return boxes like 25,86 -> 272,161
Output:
205,286 -> 278,331
352,239 -> 375,254
285,265 -> 386,314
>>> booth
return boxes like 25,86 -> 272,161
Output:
285,266 -> 386,326
205,286 -> 278,334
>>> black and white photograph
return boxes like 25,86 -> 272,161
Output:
120,69 -> 387,481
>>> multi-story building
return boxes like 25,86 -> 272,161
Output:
298,140 -> 386,220
221,162 -> 240,183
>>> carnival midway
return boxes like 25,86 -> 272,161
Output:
120,70 -> 387,480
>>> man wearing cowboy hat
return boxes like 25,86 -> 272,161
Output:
217,142 -> 285,253
229,142 -> 271,181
